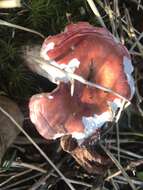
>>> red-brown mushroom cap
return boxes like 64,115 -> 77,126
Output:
29,84 -> 101,140
40,22 -> 134,99
29,22 -> 135,142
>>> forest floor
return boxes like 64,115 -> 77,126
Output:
0,1 -> 143,190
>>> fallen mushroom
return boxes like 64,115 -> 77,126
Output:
28,22 -> 135,173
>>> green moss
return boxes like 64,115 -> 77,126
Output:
0,0 -> 97,100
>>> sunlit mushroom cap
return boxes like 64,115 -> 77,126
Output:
29,84 -> 96,140
29,22 -> 135,142
40,22 -> 134,100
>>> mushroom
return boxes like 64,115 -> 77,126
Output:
29,21 -> 134,141
29,86 -> 112,173
28,22 -> 135,173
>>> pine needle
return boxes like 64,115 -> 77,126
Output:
86,0 -> 106,27
0,19 -> 45,38
99,142 -> 137,190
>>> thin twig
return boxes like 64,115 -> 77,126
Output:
114,175 -> 143,186
106,159 -> 143,181
130,32 -> 143,51
107,169 -> 119,190
104,0 -> 116,36
1,173 -> 42,190
86,0 -> 106,27
103,139 -> 143,144
0,19 -> 45,38
29,158 -> 66,190
14,137 -> 48,145
111,132 -> 143,137
99,142 -> 137,190
10,161 -> 47,173
115,122 -> 120,163
0,169 -> 31,187
109,145 -> 143,159
67,178 -> 92,188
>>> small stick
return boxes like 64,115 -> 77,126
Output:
86,0 -> 106,27
10,161 -> 47,173
99,142 -> 137,190
106,159 -> 143,181
0,19 -> 45,38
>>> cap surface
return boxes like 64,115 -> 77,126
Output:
29,22 -> 135,141
40,22 -> 134,100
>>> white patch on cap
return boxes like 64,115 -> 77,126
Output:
40,42 -> 55,60
82,111 -> 112,139
50,99 -> 129,142
53,133 -> 65,140
60,58 -> 80,73
40,41 -> 80,84
52,132 -> 85,143
52,99 -> 126,142
108,98 -> 122,115
39,57 -> 80,84
71,132 -> 86,140
80,98 -> 124,141
53,132 -> 85,141
123,56 -> 135,99
52,98 -> 130,142
48,95 -> 54,99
